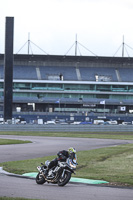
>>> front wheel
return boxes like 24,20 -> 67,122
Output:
36,172 -> 46,184
58,171 -> 71,186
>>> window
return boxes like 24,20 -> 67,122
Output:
96,85 -> 111,91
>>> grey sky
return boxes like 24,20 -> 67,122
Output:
0,0 -> 133,57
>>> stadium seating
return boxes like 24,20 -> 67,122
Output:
13,65 -> 37,79
39,66 -> 77,80
0,64 -> 133,82
118,68 -> 133,82
79,67 -> 117,81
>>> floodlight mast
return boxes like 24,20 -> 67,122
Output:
4,17 -> 14,121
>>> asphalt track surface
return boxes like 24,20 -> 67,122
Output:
0,135 -> 133,200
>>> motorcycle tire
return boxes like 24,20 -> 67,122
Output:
58,171 -> 71,186
36,172 -> 46,184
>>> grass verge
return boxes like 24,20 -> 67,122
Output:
0,139 -> 32,145
0,131 -> 133,140
1,143 -> 133,186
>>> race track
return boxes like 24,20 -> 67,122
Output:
0,135 -> 133,200
0,174 -> 133,200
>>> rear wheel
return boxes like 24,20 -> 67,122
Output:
36,172 -> 46,184
58,171 -> 71,186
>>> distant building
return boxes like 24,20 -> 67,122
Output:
0,54 -> 133,122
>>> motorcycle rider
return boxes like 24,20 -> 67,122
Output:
44,147 -> 76,176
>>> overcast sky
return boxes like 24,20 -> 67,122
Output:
0,0 -> 133,57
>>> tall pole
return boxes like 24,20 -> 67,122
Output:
75,34 -> 77,56
4,17 -> 14,121
28,32 -> 30,54
122,35 -> 124,57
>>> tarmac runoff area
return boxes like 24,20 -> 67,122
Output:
0,167 -> 108,185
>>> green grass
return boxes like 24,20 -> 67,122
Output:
0,155 -> 55,175
1,144 -> 133,186
0,131 -> 133,140
0,138 -> 32,145
76,144 -> 133,186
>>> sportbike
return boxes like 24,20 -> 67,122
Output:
36,154 -> 77,186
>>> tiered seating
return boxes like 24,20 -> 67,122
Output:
39,66 -> 77,80
13,65 -> 37,79
79,67 -> 117,81
118,68 -> 133,82
0,64 -> 133,82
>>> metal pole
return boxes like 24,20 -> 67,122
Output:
75,34 -> 77,56
28,32 -> 30,54
122,35 -> 124,57
4,17 -> 14,121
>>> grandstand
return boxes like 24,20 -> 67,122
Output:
0,54 -> 133,123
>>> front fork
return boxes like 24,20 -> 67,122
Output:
37,166 -> 46,178
61,169 -> 65,178
61,169 -> 74,179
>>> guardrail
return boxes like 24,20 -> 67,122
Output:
0,124 -> 133,132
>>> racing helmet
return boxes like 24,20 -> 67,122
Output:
68,147 -> 77,161
68,147 -> 76,154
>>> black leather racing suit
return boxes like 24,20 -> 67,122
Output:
48,150 -> 69,169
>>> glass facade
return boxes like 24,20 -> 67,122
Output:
0,80 -> 133,113
11,82 -> 133,100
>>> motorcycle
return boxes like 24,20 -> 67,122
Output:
36,154 -> 77,186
